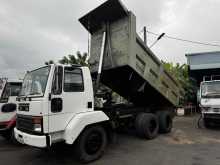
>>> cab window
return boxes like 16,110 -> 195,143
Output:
52,66 -> 63,95
64,67 -> 84,92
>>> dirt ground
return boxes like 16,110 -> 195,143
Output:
1,115 -> 220,165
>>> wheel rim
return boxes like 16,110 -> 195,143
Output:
149,119 -> 157,133
85,131 -> 103,155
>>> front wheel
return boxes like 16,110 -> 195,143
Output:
10,128 -> 19,144
74,125 -> 107,163
204,119 -> 213,129
1,128 -> 19,144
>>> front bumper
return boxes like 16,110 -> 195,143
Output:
14,128 -> 51,148
203,113 -> 220,119
203,113 -> 220,125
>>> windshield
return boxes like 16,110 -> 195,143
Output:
201,81 -> 220,98
0,82 -> 22,102
20,66 -> 51,97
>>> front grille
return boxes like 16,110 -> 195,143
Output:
16,115 -> 34,133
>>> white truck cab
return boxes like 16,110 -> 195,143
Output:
200,79 -> 220,127
15,64 -> 109,162
0,78 -> 22,141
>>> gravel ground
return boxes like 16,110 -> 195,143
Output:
1,115 -> 220,165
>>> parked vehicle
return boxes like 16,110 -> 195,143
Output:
14,0 -> 182,163
0,78 -> 22,142
200,76 -> 220,128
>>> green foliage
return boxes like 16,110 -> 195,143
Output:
45,51 -> 88,67
162,61 -> 197,106
59,51 -> 88,66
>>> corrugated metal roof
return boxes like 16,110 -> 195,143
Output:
186,51 -> 220,70
186,51 -> 220,56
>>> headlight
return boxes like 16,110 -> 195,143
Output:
34,124 -> 42,132
32,116 -> 43,133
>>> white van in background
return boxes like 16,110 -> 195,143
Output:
0,78 -> 22,142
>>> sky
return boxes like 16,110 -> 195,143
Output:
0,0 -> 220,79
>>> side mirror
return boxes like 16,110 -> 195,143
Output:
51,98 -> 63,113
1,103 -> 17,113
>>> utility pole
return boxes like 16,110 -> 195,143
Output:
143,26 -> 147,45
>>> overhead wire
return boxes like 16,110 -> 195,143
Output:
146,30 -> 220,48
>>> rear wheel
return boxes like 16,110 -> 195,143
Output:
75,125 -> 107,163
135,113 -> 159,139
204,119 -> 213,128
157,111 -> 173,133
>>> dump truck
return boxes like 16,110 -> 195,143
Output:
0,78 -> 22,142
199,76 -> 220,127
15,0 -> 181,163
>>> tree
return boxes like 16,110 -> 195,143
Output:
162,61 -> 197,106
59,51 -> 88,66
45,51 -> 88,66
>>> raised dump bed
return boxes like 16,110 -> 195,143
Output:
79,0 -> 181,107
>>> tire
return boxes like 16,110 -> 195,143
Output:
1,131 -> 10,140
74,125 -> 107,163
204,119 -> 212,129
10,128 -> 19,144
1,128 -> 19,144
157,111 -> 173,134
135,113 -> 159,139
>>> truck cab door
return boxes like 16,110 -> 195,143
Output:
49,66 -> 88,133
50,66 -> 63,113
49,66 -> 64,133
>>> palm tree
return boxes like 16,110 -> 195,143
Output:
59,51 -> 88,66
